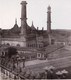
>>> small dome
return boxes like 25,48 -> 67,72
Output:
21,1 -> 27,4
31,21 -> 36,30
11,19 -> 20,33
48,5 -> 51,10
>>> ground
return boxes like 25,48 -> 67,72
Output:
24,56 -> 71,73
23,46 -> 71,73
1,45 -> 71,79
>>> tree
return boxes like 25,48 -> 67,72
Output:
7,47 -> 18,58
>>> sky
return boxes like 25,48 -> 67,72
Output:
0,0 -> 71,30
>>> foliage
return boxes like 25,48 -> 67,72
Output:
7,47 -> 17,58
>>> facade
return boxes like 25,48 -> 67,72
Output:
0,1 -> 52,48
1,1 -> 71,80
0,1 -> 70,60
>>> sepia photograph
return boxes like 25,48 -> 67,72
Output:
0,0 -> 71,79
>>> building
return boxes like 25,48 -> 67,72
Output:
0,1 -> 71,60
0,1 -> 52,48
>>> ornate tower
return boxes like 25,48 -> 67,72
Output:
20,1 -> 27,36
47,6 -> 52,45
47,5 -> 51,33
20,1 -> 27,47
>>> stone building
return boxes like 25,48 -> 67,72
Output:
0,1 -> 70,60
0,1 -> 52,48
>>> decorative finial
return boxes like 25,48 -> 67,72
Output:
32,21 -> 34,26
21,1 -> 27,5
48,5 -> 51,11
15,18 -> 17,24
48,5 -> 51,9
42,27 -> 44,30
37,27 -> 39,30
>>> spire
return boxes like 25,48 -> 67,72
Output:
31,21 -> 36,30
31,21 -> 34,27
15,18 -> 17,24
37,27 -> 39,30
48,5 -> 51,11
32,21 -> 34,27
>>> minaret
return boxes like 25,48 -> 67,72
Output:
20,1 -> 27,47
20,1 -> 27,36
47,5 -> 51,33
47,6 -> 52,45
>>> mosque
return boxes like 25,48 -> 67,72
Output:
0,1 -> 52,48
0,1 -> 71,60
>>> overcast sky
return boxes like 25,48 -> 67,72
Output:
0,0 -> 71,30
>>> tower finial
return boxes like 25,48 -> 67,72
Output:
31,21 -> 34,27
48,5 -> 51,13
32,21 -> 33,26
15,18 -> 17,24
48,5 -> 51,10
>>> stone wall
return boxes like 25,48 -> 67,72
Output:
1,38 -> 26,47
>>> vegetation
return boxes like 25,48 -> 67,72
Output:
7,47 -> 18,58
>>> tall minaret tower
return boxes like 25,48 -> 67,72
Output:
20,1 -> 27,36
20,1 -> 27,47
47,5 -> 51,33
47,6 -> 52,45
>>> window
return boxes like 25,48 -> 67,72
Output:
39,44 -> 43,48
51,39 -> 55,44
38,54 -> 40,57
68,44 -> 71,46
37,53 -> 41,58
2,52 -> 5,56
17,44 -> 20,47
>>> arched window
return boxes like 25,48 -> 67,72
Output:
17,44 -> 20,47
2,52 -> 4,56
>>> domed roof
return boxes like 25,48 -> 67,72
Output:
48,5 -> 51,10
31,21 -> 36,30
11,19 -> 20,33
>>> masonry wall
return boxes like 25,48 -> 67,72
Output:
1,38 -> 26,47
